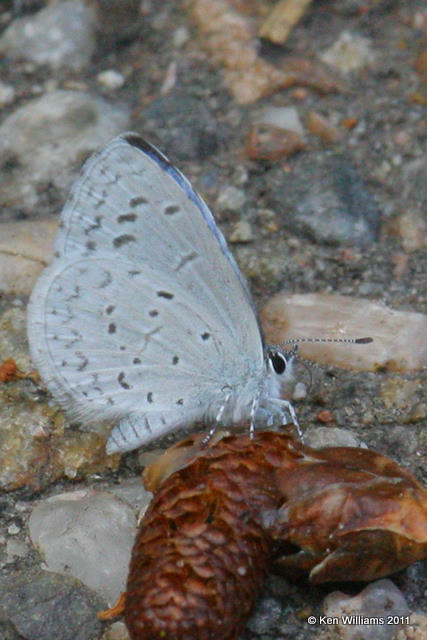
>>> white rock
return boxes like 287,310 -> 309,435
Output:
305,427 -> 361,449
7,523 -> 20,535
173,26 -> 189,47
0,80 -> 15,106
254,106 -> 305,137
216,185 -> 246,213
324,579 -> 410,640
102,621 -> 130,640
97,69 -> 125,90
229,220 -> 254,243
292,381 -> 307,401
321,31 -> 376,73
0,90 -> 130,210
29,489 -> 137,604
0,1 -> 96,71
107,477 -> 152,515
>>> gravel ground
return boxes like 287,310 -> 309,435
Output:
0,1 -> 425,639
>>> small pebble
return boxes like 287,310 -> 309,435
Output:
321,31 -> 376,73
254,106 -> 305,136
7,524 -> 20,535
307,110 -> 341,143
0,80 -> 15,106
97,69 -> 125,90
101,620 -> 130,639
173,25 -> 189,47
317,409 -> 335,424
246,124 -> 305,160
216,185 -> 246,213
392,211 -> 427,252
229,220 -> 254,243
292,381 -> 307,401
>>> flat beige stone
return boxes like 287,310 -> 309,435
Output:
261,293 -> 427,372
0,220 -> 57,295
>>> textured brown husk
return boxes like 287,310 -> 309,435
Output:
124,429 -> 427,640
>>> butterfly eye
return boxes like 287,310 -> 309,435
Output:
269,351 -> 287,375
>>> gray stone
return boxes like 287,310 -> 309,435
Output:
246,596 -> 282,634
0,1 -> 96,71
29,489 -> 137,604
268,153 -> 380,246
0,569 -> 103,640
140,91 -> 226,161
0,90 -> 130,213
305,426 -> 361,449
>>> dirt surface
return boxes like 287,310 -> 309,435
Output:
0,1 -> 426,639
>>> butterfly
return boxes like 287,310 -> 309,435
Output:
27,133 -> 298,453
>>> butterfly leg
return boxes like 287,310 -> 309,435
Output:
268,398 -> 302,439
202,388 -> 233,446
249,394 -> 261,438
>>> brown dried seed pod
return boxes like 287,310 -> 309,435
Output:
271,445 -> 427,583
125,430 -> 302,640
123,430 -> 427,639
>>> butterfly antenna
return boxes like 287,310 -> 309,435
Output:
280,336 -> 373,348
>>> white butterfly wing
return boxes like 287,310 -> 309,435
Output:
27,134 -> 264,447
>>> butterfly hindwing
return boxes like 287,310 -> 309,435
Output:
27,134 -> 265,445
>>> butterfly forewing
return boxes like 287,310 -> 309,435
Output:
27,134 -> 264,439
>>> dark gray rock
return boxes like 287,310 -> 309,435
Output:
0,569 -> 104,640
140,91 -> 227,161
267,152 -> 381,246
0,617 -> 27,640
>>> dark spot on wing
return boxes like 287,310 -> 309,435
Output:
117,213 -> 137,223
108,323 -> 116,334
129,196 -> 148,208
98,271 -> 112,288
149,309 -> 159,317
133,357 -> 141,364
147,392 -> 153,403
201,332 -> 210,341
164,204 -> 180,215
172,356 -> 179,365
77,356 -> 89,371
176,398 -> 184,405
118,372 -> 131,389
86,241 -> 96,251
113,234 -> 136,248
106,305 -> 115,315
157,291 -> 174,299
